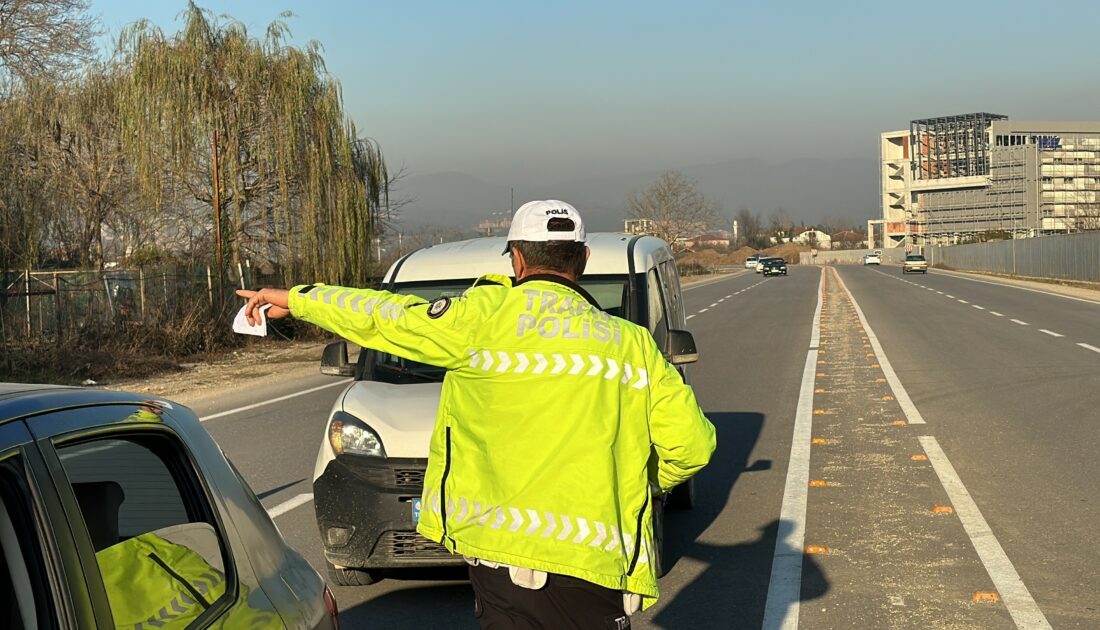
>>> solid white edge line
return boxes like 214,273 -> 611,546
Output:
1077,343 -> 1100,353
1039,329 -> 1063,337
930,269 -> 1100,306
761,267 -> 824,630
267,492 -> 315,518
918,436 -> 1051,629
832,268 -> 925,424
200,379 -> 352,422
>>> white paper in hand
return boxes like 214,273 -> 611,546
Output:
233,303 -> 272,337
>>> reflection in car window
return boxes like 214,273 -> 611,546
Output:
58,435 -> 232,629
0,455 -> 52,629
646,269 -> 668,349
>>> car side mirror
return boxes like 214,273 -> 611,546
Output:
666,329 -> 699,365
321,341 -> 354,377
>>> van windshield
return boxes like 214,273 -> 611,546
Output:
368,275 -> 631,384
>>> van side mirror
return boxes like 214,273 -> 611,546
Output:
666,329 -> 699,365
321,341 -> 354,376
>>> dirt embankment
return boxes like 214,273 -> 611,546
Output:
679,243 -> 810,267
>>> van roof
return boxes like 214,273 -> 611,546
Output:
384,233 -> 675,284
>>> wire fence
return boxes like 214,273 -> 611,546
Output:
0,263 -> 281,344
931,232 -> 1100,283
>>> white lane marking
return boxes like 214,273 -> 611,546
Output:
946,294 -> 955,299
698,308 -> 709,313
1010,319 -> 1029,326
683,270 -> 750,291
267,493 -> 314,518
832,268 -> 925,424
1078,343 -> 1100,353
762,267 -> 825,630
919,437 -> 1052,629
958,299 -> 969,304
686,314 -> 696,320
718,298 -> 726,303
930,269 -> 1100,306
709,303 -> 719,308
990,311 -> 1004,317
1039,329 -> 1063,337
200,379 -> 352,422
936,291 -> 944,295
972,305 -> 985,310
725,294 -> 733,299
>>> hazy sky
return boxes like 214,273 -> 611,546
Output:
93,1 -> 1100,188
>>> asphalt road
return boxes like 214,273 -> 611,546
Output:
189,264 -> 1100,629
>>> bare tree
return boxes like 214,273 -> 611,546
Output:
0,0 -> 98,82
734,207 -> 766,249
627,170 -> 719,253
767,208 -> 793,244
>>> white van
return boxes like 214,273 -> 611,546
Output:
312,234 -> 700,585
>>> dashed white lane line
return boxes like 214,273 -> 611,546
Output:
946,294 -> 955,299
919,437 -> 1052,629
936,291 -> 944,295
990,311 -> 1004,317
957,299 -> 969,304
762,267 -> 825,630
972,305 -> 985,310
834,269 -> 925,424
267,493 -> 314,518
698,308 -> 709,313
200,379 -> 352,422
1078,343 -> 1100,353
718,298 -> 726,302
686,314 -> 696,320
1039,329 -> 1063,337
709,302 -> 719,307
1010,319 -> 1029,326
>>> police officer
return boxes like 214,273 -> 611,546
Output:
238,200 -> 716,629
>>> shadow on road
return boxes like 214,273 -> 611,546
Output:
337,568 -> 476,629
257,477 -> 306,499
651,411 -> 828,628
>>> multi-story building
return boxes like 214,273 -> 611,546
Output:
879,113 -> 1100,246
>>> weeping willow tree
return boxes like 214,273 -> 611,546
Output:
118,1 -> 387,289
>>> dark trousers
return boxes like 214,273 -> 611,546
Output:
468,563 -> 631,630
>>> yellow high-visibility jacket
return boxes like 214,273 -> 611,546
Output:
290,274 -> 715,608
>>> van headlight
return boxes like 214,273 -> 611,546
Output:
328,411 -> 386,457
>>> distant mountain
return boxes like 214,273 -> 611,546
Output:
392,158 -> 878,234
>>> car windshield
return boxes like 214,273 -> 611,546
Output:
906,255 -> 925,261
369,275 -> 630,384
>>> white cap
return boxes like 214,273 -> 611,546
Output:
503,200 -> 586,253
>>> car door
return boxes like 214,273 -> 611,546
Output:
0,420 -> 78,629
25,403 -> 283,629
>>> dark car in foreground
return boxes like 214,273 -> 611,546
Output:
0,383 -> 337,629
761,257 -> 788,276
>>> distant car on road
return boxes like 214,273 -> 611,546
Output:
902,254 -> 928,274
0,384 -> 337,629
762,258 -> 788,276
313,233 -> 701,586
863,253 -> 881,265
745,254 -> 760,269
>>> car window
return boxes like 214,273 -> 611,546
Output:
657,260 -> 684,327
0,451 -> 55,630
56,430 -> 232,629
646,269 -> 669,349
